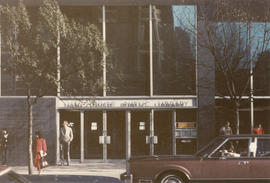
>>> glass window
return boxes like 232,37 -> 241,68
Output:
253,22 -> 270,96
257,138 -> 270,157
61,6 -> 103,96
153,5 -> 196,95
106,6 -> 150,96
1,7 -> 41,96
214,22 -> 250,97
211,139 -> 250,158
1,53 -> 16,96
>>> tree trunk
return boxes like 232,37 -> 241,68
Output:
235,102 -> 240,135
27,96 -> 34,174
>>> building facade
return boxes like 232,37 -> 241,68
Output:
0,0 -> 269,165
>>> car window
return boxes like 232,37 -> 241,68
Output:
256,138 -> 270,157
196,137 -> 226,157
210,139 -> 249,158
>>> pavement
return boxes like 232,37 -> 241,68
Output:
11,159 -> 126,180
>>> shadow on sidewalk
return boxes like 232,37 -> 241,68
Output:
24,175 -> 124,183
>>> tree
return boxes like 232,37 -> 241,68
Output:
174,0 -> 270,134
0,0 -> 105,174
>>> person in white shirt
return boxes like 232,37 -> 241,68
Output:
60,121 -> 73,166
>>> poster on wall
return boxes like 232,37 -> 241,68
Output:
139,122 -> 145,130
91,122 -> 97,131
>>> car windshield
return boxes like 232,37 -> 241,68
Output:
195,136 -> 226,158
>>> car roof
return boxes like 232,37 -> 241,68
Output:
222,134 -> 270,138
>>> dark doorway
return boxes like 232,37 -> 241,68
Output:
60,110 -> 80,159
176,139 -> 197,154
154,111 -> 172,155
131,111 -> 150,156
84,111 -> 103,159
107,111 -> 126,159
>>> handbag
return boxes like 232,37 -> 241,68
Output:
41,157 -> 49,168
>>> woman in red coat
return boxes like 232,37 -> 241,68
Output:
34,131 -> 47,175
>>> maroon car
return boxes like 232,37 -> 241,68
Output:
121,135 -> 270,183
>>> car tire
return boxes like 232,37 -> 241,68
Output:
158,173 -> 185,183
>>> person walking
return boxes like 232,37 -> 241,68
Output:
60,121 -> 73,166
220,121 -> 233,136
34,131 -> 47,175
0,128 -> 9,165
254,124 -> 264,135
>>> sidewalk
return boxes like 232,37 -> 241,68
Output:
11,160 -> 126,179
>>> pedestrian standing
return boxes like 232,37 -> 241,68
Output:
0,128 -> 8,165
254,124 -> 264,155
220,121 -> 233,136
34,131 -> 47,175
60,121 -> 73,166
254,124 -> 264,135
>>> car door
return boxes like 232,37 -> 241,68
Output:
195,138 -> 251,180
249,137 -> 270,180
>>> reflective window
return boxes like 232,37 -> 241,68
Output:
106,6 -> 150,96
253,23 -> 270,96
214,22 -> 250,96
211,139 -> 250,158
1,7 -> 41,96
153,5 -> 196,95
61,6 -> 103,96
256,138 -> 270,157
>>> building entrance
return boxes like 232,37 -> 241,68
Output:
84,111 -> 103,159
60,110 -> 80,159
154,111 -> 172,155
131,111 -> 150,156
107,111 -> 126,159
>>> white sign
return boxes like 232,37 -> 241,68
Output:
91,122 -> 97,131
139,122 -> 145,130
57,98 -> 196,109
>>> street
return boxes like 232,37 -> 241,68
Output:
24,175 -> 123,183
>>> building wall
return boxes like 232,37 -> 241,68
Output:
197,21 -> 216,148
0,97 -> 56,165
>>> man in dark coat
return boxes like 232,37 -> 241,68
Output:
0,128 -> 8,165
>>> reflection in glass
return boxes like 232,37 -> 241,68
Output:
214,22 -> 250,97
106,6 -> 149,96
153,6 -> 196,95
253,23 -> 270,96
1,7 -> 43,96
61,6 -> 103,96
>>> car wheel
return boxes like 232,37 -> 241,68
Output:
158,173 -> 185,183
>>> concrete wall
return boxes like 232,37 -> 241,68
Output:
0,97 -> 56,165
197,18 -> 216,149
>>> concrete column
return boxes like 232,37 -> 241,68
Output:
126,110 -> 131,159
197,16 -> 216,149
56,110 -> 60,163
80,110 -> 84,163
149,109 -> 154,155
172,110 -> 176,155
103,110 -> 107,161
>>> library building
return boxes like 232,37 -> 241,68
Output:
0,0 -> 270,165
